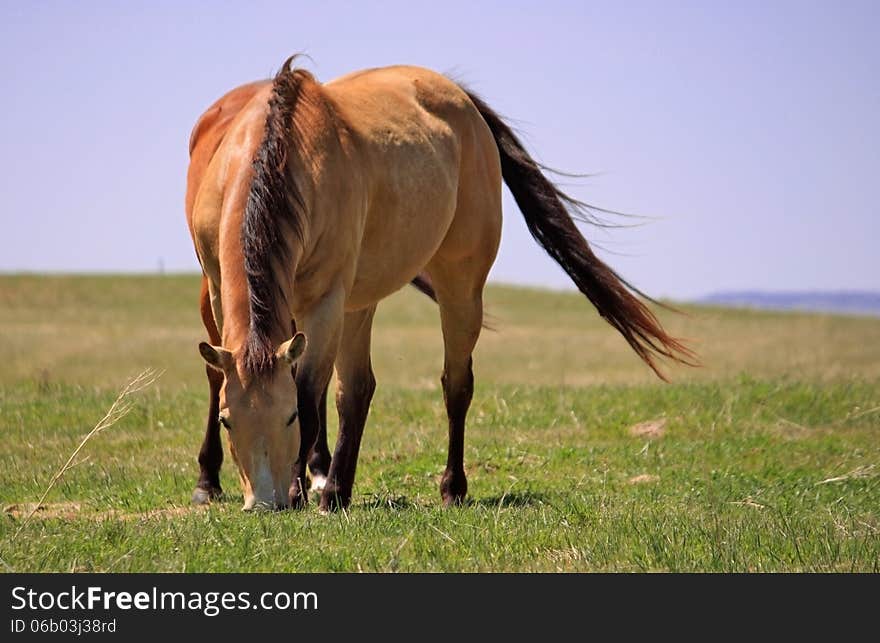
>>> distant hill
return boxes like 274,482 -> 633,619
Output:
697,291 -> 880,316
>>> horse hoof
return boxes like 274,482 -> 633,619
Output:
319,485 -> 350,513
191,487 -> 220,505
310,475 -> 327,493
442,493 -> 467,507
440,470 -> 467,507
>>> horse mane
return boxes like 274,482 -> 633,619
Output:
241,57 -> 316,376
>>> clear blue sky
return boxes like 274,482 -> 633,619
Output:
2,1 -> 877,299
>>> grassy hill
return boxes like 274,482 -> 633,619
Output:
1,275 -> 878,571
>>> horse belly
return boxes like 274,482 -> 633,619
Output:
346,165 -> 458,310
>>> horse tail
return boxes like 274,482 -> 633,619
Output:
409,273 -> 437,301
463,89 -> 696,379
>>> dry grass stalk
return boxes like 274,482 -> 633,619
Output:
815,464 -> 876,486
8,368 -> 161,543
628,418 -> 667,438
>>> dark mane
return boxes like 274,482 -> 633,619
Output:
241,57 -> 311,375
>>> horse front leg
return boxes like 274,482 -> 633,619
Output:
307,383 -> 332,494
193,277 -> 224,504
288,288 -> 345,509
192,364 -> 224,504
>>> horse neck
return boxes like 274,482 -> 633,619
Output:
223,72 -> 347,358
217,260 -> 253,354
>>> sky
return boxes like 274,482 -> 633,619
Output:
1,1 -> 877,300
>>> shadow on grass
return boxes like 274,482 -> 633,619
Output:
471,490 -> 549,508
358,495 -> 417,511
191,490 -> 555,514
351,490 -> 552,512
198,492 -> 243,507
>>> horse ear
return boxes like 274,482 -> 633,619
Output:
199,342 -> 233,372
278,332 -> 307,365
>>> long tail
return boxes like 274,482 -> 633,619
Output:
463,89 -> 696,379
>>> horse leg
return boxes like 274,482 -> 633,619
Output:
437,295 -> 482,506
192,277 -> 224,504
320,307 -> 377,512
307,383 -> 332,493
427,262 -> 486,506
289,317 -> 332,493
288,289 -> 345,509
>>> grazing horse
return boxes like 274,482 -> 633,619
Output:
186,58 -> 693,511
185,77 -> 438,505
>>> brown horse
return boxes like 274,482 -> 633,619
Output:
185,77 -> 438,504
186,58 -> 693,511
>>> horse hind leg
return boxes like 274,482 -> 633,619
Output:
320,306 -> 377,512
426,259 -> 488,506
426,144 -> 500,504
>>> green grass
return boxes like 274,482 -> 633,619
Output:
1,275 -> 878,571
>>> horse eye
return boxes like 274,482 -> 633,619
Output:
286,410 -> 298,426
218,414 -> 231,430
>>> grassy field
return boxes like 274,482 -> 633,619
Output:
1,274 -> 878,572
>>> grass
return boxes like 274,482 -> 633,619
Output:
1,275 -> 878,571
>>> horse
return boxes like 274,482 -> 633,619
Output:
185,57 -> 693,512
185,77 -> 439,505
